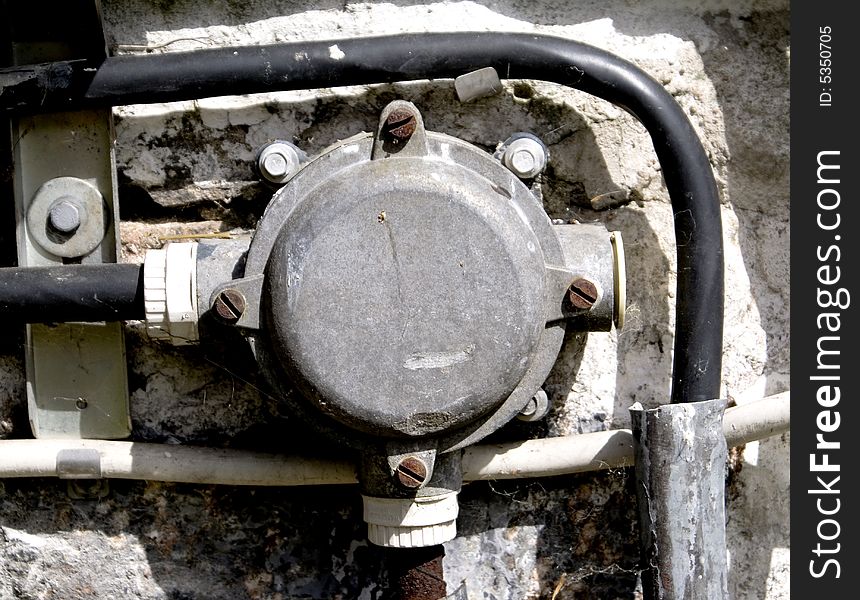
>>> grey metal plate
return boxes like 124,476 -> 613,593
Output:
12,109 -> 131,440
26,322 -> 130,439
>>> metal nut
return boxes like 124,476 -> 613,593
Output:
212,289 -> 246,323
568,278 -> 599,310
394,456 -> 428,489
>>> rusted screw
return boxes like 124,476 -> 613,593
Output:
568,278 -> 599,310
394,456 -> 428,489
212,289 -> 246,323
382,107 -> 418,143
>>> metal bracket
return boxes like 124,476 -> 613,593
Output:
7,2 -> 131,440
56,448 -> 102,479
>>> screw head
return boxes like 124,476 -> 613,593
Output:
382,107 -> 418,142
394,456 -> 429,489
48,198 -> 82,233
568,278 -> 599,310
212,289 -> 246,323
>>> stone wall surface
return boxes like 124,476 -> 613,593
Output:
0,1 -> 790,599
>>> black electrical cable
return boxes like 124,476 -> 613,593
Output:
0,263 -> 144,323
1,32 -> 723,403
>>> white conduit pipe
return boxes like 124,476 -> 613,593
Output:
0,392 -> 788,484
467,390 -> 790,481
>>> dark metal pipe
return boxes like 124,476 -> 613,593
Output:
1,32 -> 723,403
385,545 -> 447,600
631,400 -> 729,599
0,263 -> 144,322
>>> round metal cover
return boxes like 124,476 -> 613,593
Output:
264,157 -> 547,438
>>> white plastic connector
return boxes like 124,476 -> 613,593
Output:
144,242 -> 199,345
363,492 -> 459,548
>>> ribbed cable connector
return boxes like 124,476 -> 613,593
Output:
363,492 -> 459,548
143,242 -> 199,345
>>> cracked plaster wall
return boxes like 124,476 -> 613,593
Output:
1,1 -> 789,599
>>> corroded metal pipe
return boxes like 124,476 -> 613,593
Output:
386,545 -> 447,600
630,399 -> 729,600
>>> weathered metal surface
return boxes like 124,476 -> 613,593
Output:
264,152 -> 546,439
386,545 -> 447,600
454,67 -> 502,103
554,223 -> 619,331
241,117 -> 572,453
630,399 -> 729,600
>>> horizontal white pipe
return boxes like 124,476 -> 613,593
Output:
722,390 -> 790,447
0,392 -> 788,484
0,441 -> 357,485
463,428 -> 635,480
463,391 -> 789,480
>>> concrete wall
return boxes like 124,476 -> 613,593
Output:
1,1 -> 789,598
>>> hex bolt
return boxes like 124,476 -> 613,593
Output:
257,141 -> 302,184
501,137 -> 547,179
262,152 -> 289,179
382,107 -> 418,143
48,197 -> 82,233
394,456 -> 429,489
509,148 -> 538,175
212,289 -> 246,324
568,278 -> 599,310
